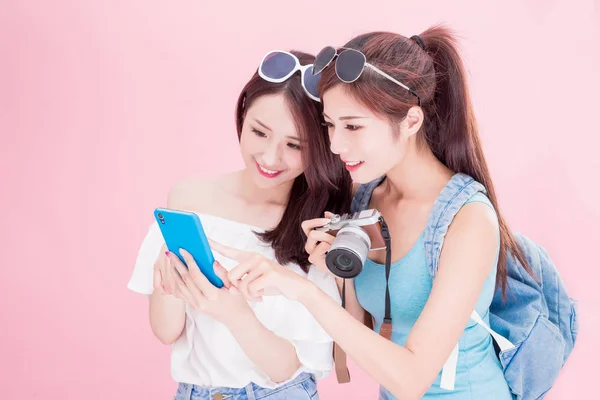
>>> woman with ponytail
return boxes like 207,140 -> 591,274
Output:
209,26 -> 532,399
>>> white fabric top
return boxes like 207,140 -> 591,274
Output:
127,213 -> 341,389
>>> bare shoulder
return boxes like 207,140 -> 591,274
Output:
449,201 -> 499,239
440,200 -> 499,272
166,172 -> 233,212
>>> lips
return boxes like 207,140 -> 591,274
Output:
255,160 -> 283,178
342,160 -> 364,172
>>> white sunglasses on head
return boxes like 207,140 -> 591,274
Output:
258,50 -> 321,102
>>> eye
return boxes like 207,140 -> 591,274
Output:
287,143 -> 301,150
252,128 -> 267,137
345,124 -> 361,131
321,121 -> 333,128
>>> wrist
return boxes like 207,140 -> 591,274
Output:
224,308 -> 258,333
298,279 -> 321,307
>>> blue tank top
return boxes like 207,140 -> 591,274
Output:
354,192 -> 514,400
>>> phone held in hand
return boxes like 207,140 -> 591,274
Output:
154,208 -> 224,288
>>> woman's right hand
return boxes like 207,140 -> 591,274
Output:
153,244 -> 174,295
149,245 -> 187,345
301,212 -> 336,276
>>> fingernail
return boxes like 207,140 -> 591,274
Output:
165,251 -> 170,257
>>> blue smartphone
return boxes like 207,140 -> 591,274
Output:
153,208 -> 224,288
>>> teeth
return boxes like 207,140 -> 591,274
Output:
259,165 -> 280,175
345,161 -> 362,166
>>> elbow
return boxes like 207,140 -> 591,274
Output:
268,373 -> 294,384
387,385 -> 426,400
267,359 -> 302,384
150,322 -> 184,345
155,332 -> 180,345
152,328 -> 182,345
387,373 -> 430,400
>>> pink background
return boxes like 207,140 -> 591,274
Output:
1,1 -> 598,398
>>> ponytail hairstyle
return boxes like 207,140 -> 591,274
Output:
318,25 -> 533,295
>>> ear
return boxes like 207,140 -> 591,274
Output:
399,106 -> 424,140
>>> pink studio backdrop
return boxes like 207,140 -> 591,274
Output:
1,1 -> 598,399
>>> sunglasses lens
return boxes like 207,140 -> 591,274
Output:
303,65 -> 321,99
336,50 -> 366,82
260,51 -> 297,80
313,46 -> 337,75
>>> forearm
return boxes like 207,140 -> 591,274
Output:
227,312 -> 300,383
335,278 -> 370,326
149,292 -> 186,344
301,283 -> 425,400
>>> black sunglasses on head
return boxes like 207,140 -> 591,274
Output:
313,46 -> 421,106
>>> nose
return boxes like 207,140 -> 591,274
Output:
262,141 -> 281,166
329,128 -> 348,155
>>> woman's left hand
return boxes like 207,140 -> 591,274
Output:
166,249 -> 255,327
209,239 -> 313,302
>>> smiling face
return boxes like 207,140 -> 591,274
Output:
239,93 -> 305,189
321,85 -> 409,183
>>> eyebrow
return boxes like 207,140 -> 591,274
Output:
253,118 -> 301,141
253,118 -> 272,132
322,113 -> 367,121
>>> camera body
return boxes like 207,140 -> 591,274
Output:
316,209 -> 386,278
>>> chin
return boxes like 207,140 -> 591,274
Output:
252,173 -> 287,189
349,168 -> 382,184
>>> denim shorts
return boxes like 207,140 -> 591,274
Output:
174,372 -> 318,400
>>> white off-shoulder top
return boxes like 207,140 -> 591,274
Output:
127,213 -> 341,389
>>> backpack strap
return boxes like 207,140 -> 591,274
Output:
351,175 -> 386,214
423,173 -> 515,390
470,310 -> 515,352
423,173 -> 487,280
439,311 -> 516,389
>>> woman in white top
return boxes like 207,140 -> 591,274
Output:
127,49 -> 352,400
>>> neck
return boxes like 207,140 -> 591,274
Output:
237,168 -> 293,206
383,145 -> 453,203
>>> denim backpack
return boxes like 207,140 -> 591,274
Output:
352,173 -> 579,400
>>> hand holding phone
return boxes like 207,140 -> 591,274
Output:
154,208 -> 224,288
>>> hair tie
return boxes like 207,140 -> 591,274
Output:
410,35 -> 425,50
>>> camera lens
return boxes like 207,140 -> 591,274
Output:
158,213 -> 163,219
335,254 -> 354,271
325,225 -> 371,278
326,248 -> 362,278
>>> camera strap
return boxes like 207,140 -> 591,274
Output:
342,278 -> 346,308
335,279 -> 351,383
333,215 -> 393,384
379,216 -> 393,340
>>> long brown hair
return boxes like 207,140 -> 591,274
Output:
318,26 -> 532,295
235,50 -> 352,272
